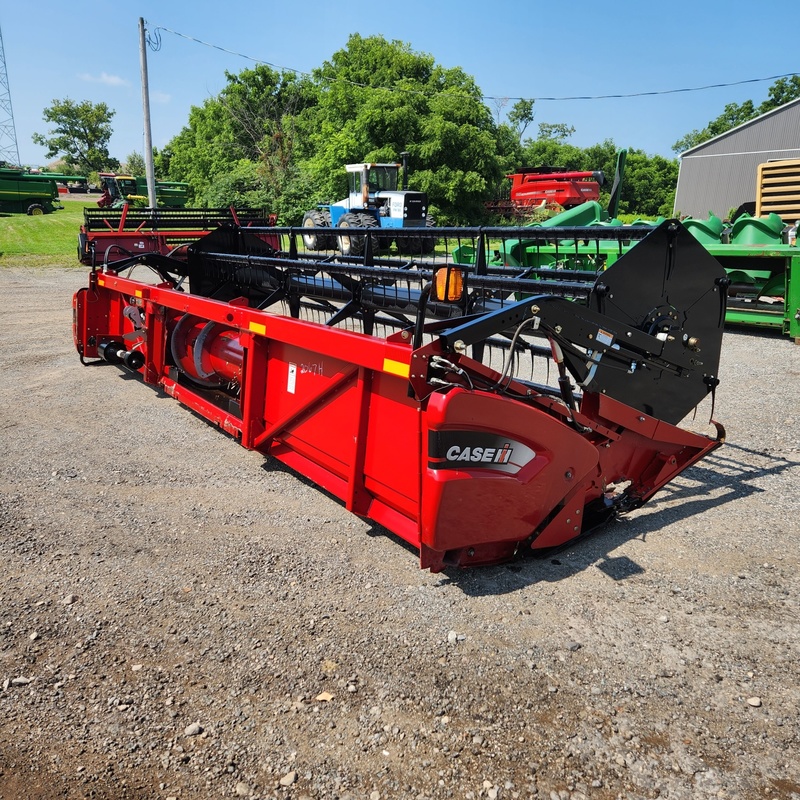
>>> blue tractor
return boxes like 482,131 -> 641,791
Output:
301,155 -> 436,255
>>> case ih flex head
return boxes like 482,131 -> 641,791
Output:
73,220 -> 727,571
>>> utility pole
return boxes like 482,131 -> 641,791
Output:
138,17 -> 157,208
0,23 -> 21,166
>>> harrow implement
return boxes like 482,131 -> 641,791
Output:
73,220 -> 727,571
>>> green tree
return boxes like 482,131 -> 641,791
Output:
32,99 -> 119,172
507,99 -> 535,143
519,138 -> 585,172
164,65 -> 317,218
163,99 -> 234,203
153,146 -> 172,177
536,122 -> 576,143
617,150 -> 678,217
159,32 -> 678,223
490,99 -> 537,177
204,160 -> 272,208
298,34 -> 503,224
216,65 -> 317,213
123,151 -> 146,176
759,75 -> 800,110
581,139 -> 621,182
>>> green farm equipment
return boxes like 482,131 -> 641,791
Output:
0,164 -> 62,215
453,149 -> 800,342
456,208 -> 799,342
97,173 -> 189,209
686,212 -> 800,340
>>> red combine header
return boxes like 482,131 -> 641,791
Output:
73,221 -> 727,571
509,166 -> 604,207
487,167 -> 605,219
78,206 -> 277,267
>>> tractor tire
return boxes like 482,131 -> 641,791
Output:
397,216 -> 437,256
320,210 -> 335,248
338,212 -> 366,256
27,204 -> 46,216
357,212 -> 383,253
302,209 -> 334,251
394,230 -> 420,255
419,215 -> 438,255
359,212 -> 391,254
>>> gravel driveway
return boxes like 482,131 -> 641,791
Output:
1,266 -> 799,800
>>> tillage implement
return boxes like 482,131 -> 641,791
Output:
73,220 -> 727,571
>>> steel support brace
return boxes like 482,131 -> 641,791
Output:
345,367 -> 373,515
251,367 -> 358,451
239,332 -> 269,450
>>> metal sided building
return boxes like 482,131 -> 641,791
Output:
673,98 -> 800,220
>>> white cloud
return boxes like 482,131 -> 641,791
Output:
78,72 -> 130,87
150,90 -> 171,105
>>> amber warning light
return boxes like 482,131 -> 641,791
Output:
432,266 -> 464,302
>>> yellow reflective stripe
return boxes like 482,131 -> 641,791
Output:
383,358 -> 409,378
249,321 -> 267,336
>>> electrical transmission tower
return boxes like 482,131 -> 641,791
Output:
0,23 -> 21,166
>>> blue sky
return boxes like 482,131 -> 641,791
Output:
2,1 -> 798,168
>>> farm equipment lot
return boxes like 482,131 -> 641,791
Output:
1,267 -> 799,798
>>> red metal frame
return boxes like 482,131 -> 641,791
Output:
78,206 -> 279,266
73,270 -> 723,572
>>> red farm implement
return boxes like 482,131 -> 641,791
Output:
507,167 -> 604,208
486,167 -> 605,220
73,220 -> 727,571
78,206 -> 278,268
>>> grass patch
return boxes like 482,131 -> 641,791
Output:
0,200 -> 95,267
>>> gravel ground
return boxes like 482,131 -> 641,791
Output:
1,265 -> 799,800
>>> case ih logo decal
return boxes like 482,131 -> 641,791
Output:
428,431 -> 536,475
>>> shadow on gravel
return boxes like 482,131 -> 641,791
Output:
441,443 -> 799,597
254,431 -> 800,597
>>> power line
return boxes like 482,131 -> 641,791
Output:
148,24 -> 306,73
521,74 -> 800,102
148,22 -> 799,104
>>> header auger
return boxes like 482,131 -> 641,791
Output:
73,219 -> 726,571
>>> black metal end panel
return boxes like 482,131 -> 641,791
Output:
578,220 -> 727,424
